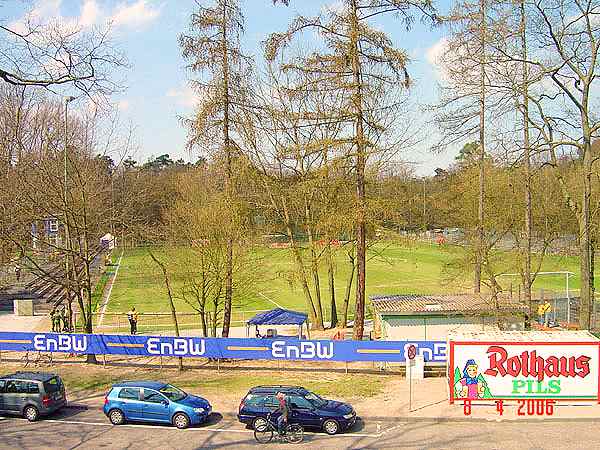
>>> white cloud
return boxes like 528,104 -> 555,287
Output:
117,99 -> 131,111
166,85 -> 200,109
79,0 -> 102,28
8,0 -> 161,35
111,1 -> 161,30
425,38 -> 447,67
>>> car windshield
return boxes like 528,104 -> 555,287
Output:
160,384 -> 187,402
304,392 -> 327,408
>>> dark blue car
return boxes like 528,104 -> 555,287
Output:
103,381 -> 211,429
238,385 -> 356,435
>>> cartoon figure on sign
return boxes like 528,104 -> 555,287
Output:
454,359 -> 491,399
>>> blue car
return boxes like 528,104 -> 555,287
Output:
238,385 -> 356,435
103,381 -> 211,429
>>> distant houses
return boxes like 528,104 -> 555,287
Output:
31,216 -> 62,250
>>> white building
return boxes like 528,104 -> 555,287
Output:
371,293 -> 527,341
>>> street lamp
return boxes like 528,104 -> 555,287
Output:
63,96 -> 75,330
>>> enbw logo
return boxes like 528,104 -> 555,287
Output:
33,334 -> 88,352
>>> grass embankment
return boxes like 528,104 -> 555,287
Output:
106,240 -> 599,320
0,363 -> 383,401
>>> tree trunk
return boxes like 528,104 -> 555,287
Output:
474,0 -> 487,294
149,251 -> 183,371
591,239 -> 596,327
342,248 -> 355,329
282,197 -> 319,327
327,244 -> 337,328
350,0 -> 366,340
221,0 -> 234,338
305,199 -> 324,329
519,0 -> 533,326
579,154 -> 593,329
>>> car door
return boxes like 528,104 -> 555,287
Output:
116,387 -> 144,420
141,389 -> 171,423
3,380 -> 24,412
0,379 -> 6,411
262,395 -> 278,420
288,395 -> 320,428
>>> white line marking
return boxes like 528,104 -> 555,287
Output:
258,292 -> 284,309
97,251 -> 123,326
3,417 -> 383,438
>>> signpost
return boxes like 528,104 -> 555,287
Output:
407,344 -> 416,412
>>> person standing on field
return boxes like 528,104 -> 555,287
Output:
127,307 -> 138,335
542,299 -> 552,327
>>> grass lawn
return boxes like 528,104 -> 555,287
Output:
105,240 -> 599,320
0,362 -> 383,402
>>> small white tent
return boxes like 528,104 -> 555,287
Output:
100,233 -> 115,250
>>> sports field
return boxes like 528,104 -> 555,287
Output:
104,240 -> 595,321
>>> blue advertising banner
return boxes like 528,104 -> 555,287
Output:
0,332 -> 447,363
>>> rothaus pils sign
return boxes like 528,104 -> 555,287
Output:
449,341 -> 599,402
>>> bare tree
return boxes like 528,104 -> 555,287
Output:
0,12 -> 125,98
266,0 -> 437,339
179,0 -> 253,337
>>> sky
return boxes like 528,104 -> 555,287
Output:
3,0 -> 456,175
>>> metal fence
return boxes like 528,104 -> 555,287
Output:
73,310 -> 270,335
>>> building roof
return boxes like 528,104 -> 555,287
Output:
448,330 -> 599,342
370,293 -> 528,316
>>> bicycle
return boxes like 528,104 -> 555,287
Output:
253,413 -> 304,444
21,350 -> 53,367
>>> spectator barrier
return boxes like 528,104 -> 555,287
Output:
0,331 -> 446,363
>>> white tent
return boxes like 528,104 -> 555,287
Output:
100,233 -> 115,250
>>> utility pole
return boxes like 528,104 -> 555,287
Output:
63,96 -> 76,331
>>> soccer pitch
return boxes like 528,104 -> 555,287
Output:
105,240 -> 593,318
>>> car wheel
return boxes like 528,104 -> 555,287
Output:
323,419 -> 339,435
173,412 -> 190,429
23,405 -> 39,422
108,409 -> 125,425
253,417 -> 268,431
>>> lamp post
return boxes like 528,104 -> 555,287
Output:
63,96 -> 75,330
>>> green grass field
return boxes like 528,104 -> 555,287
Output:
104,240 -> 598,323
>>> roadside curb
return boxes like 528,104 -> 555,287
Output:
64,404 -> 600,423
360,415 -> 600,423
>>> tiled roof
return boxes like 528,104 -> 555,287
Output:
370,293 -> 528,315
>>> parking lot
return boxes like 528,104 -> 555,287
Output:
6,404 -> 600,449
0,402 -> 401,449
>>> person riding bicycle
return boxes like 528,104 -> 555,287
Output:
275,392 -> 290,435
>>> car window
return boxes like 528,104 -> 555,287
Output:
263,395 -> 278,408
159,384 -> 186,402
304,392 -> 327,408
118,388 -> 141,400
143,389 -> 166,404
243,394 -> 264,407
0,380 -> 5,393
5,380 -> 26,394
289,396 -> 313,409
26,382 -> 40,394
43,377 -> 62,394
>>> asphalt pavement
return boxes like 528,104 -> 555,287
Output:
2,404 -> 600,449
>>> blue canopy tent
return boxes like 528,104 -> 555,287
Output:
246,308 -> 309,339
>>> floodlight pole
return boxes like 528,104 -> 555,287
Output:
63,96 -> 76,330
